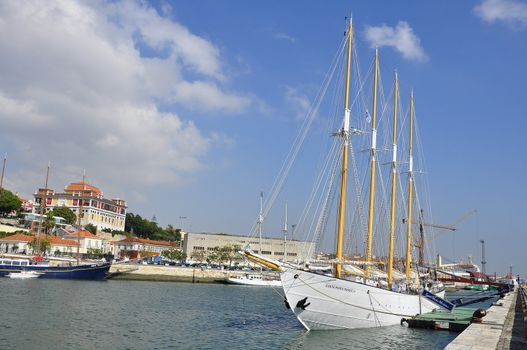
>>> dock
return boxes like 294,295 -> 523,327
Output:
404,306 -> 482,332
445,287 -> 527,349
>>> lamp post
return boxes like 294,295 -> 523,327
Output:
179,216 -> 187,231
480,240 -> 486,274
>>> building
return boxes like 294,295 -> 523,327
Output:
0,233 -> 33,254
114,237 -> 179,259
33,181 -> 127,232
181,232 -> 316,263
0,233 -> 79,255
63,230 -> 105,254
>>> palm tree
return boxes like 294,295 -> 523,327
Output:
43,212 -> 56,235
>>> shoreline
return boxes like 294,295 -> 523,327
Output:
108,264 -> 252,283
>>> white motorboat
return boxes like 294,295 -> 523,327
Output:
224,273 -> 281,287
7,271 -> 43,279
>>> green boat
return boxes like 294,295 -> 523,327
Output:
463,284 -> 499,291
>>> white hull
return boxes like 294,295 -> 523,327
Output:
224,275 -> 281,287
7,271 -> 42,279
281,268 -> 445,330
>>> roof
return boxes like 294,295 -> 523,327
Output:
0,233 -> 78,246
117,237 -> 176,247
64,230 -> 97,239
0,233 -> 34,242
43,235 -> 79,247
65,182 -> 102,195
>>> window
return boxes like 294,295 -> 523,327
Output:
261,251 -> 272,255
287,253 -> 297,256
193,246 -> 205,251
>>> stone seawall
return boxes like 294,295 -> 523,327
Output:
445,289 -> 520,349
109,264 -> 247,283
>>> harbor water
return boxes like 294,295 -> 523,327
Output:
0,279 -> 470,349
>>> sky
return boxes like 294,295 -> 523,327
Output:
0,0 -> 526,277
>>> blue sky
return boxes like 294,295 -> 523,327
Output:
0,0 -> 526,276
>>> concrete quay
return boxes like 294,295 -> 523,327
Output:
446,288 -> 527,349
109,264 -> 247,283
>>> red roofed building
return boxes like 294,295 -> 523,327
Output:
33,180 -> 127,232
114,237 -> 178,259
0,233 -> 33,254
0,233 -> 78,255
63,229 -> 104,254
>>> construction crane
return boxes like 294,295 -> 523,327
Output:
404,209 -> 478,266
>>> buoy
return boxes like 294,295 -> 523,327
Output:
472,308 -> 487,322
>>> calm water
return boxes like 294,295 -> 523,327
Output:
0,279 -> 466,349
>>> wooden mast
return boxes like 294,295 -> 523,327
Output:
0,153 -> 6,189
405,92 -> 415,284
365,49 -> 379,277
387,71 -> 398,288
335,18 -> 353,279
283,203 -> 288,261
36,162 -> 51,256
76,171 -> 86,265
258,191 -> 263,256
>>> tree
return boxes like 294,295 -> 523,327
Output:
50,206 -> 77,225
43,212 -> 56,234
161,249 -> 187,263
85,223 -> 97,235
190,250 -> 206,263
125,212 -> 181,241
0,189 -> 22,216
217,245 -> 242,267
29,238 -> 51,255
206,251 -> 219,265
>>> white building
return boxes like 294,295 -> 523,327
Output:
114,237 -> 179,259
181,232 -> 315,263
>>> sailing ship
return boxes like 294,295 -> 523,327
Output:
241,18 -> 446,330
0,165 -> 110,280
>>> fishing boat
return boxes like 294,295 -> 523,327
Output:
0,166 -> 111,280
242,18 -> 446,330
0,256 -> 110,279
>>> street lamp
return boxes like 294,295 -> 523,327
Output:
179,216 -> 187,231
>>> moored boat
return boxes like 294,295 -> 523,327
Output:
242,17 -> 447,330
7,270 -> 43,279
0,256 -> 110,279
224,273 -> 281,287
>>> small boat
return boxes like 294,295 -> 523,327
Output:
463,284 -> 500,291
224,273 -> 281,287
7,271 -> 43,279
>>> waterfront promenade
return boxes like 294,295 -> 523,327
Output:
446,287 -> 527,349
109,264 -> 249,283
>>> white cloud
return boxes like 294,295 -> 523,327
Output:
474,0 -> 527,26
275,32 -> 296,43
363,21 -> 427,61
0,1 -> 250,198
285,87 -> 311,120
